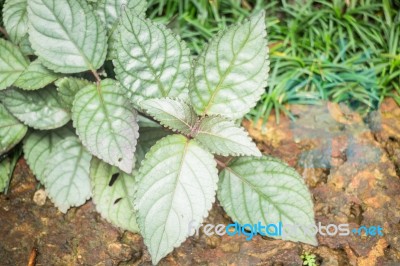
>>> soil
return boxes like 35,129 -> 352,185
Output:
1,99 -> 399,266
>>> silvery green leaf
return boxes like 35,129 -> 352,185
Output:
96,0 -> 147,60
194,116 -> 261,156
114,9 -> 191,106
136,134 -> 218,264
0,157 -> 11,192
23,126 -> 75,183
90,157 -> 139,232
105,26 -> 119,60
55,77 -> 91,109
96,0 -> 147,31
190,12 -> 269,119
43,137 -> 92,213
27,0 -> 107,73
138,114 -> 161,128
14,60 -> 60,90
3,0 -> 28,44
141,98 -> 197,135
135,127 -> 170,166
72,79 -> 139,173
0,86 -> 70,130
0,103 -> 27,156
18,34 -> 35,56
218,156 -> 317,245
0,39 -> 29,90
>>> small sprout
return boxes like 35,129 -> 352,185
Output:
301,251 -> 318,266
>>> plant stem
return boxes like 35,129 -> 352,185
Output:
0,27 -> 9,39
215,157 -> 235,171
91,69 -> 102,85
215,158 -> 228,169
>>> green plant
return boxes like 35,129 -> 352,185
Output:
0,0 -> 315,263
301,251 -> 318,266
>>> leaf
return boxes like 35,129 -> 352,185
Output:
43,137 -> 92,213
95,0 -> 147,31
136,134 -> 218,264
14,60 -> 60,90
96,0 -> 147,60
27,0 -> 107,73
105,26 -> 119,60
135,127 -> 170,166
218,156 -> 317,245
19,34 -> 35,56
194,116 -> 261,156
114,9 -> 191,106
90,157 -> 139,232
0,86 -> 71,130
190,12 -> 269,119
72,79 -> 139,173
23,126 -> 75,183
138,114 -> 162,128
0,103 -> 27,156
3,0 -> 28,44
0,148 -> 21,193
141,98 -> 197,135
0,158 -> 11,192
0,39 -> 29,90
55,77 -> 91,109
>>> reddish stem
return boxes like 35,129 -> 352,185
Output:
91,70 -> 101,85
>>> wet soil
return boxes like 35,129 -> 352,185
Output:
1,99 -> 399,266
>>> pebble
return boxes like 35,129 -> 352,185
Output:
33,189 -> 47,206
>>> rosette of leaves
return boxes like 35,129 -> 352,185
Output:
0,0 -> 316,264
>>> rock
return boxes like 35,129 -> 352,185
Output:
107,243 -> 132,261
205,235 -> 221,249
220,242 -> 240,253
33,189 -> 46,206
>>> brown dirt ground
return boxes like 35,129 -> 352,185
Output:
0,99 -> 399,266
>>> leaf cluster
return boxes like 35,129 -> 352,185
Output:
0,0 -> 315,264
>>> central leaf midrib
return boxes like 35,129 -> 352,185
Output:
154,138 -> 190,257
224,165 -> 296,224
65,144 -> 84,201
202,26 -> 253,115
40,0 -> 95,70
120,174 -> 135,213
126,16 -> 167,96
94,84 -> 124,161
150,105 -> 192,129
224,165 -> 312,226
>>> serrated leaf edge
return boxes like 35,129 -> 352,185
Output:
1,87 -> 71,130
140,97 -> 195,134
134,134 -> 218,263
43,137 -> 92,213
90,157 -> 139,232
195,116 -> 261,157
71,81 -> 139,174
190,11 -> 270,119
114,13 -> 191,103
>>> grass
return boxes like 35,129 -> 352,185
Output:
147,0 -> 400,126
147,0 -> 276,54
